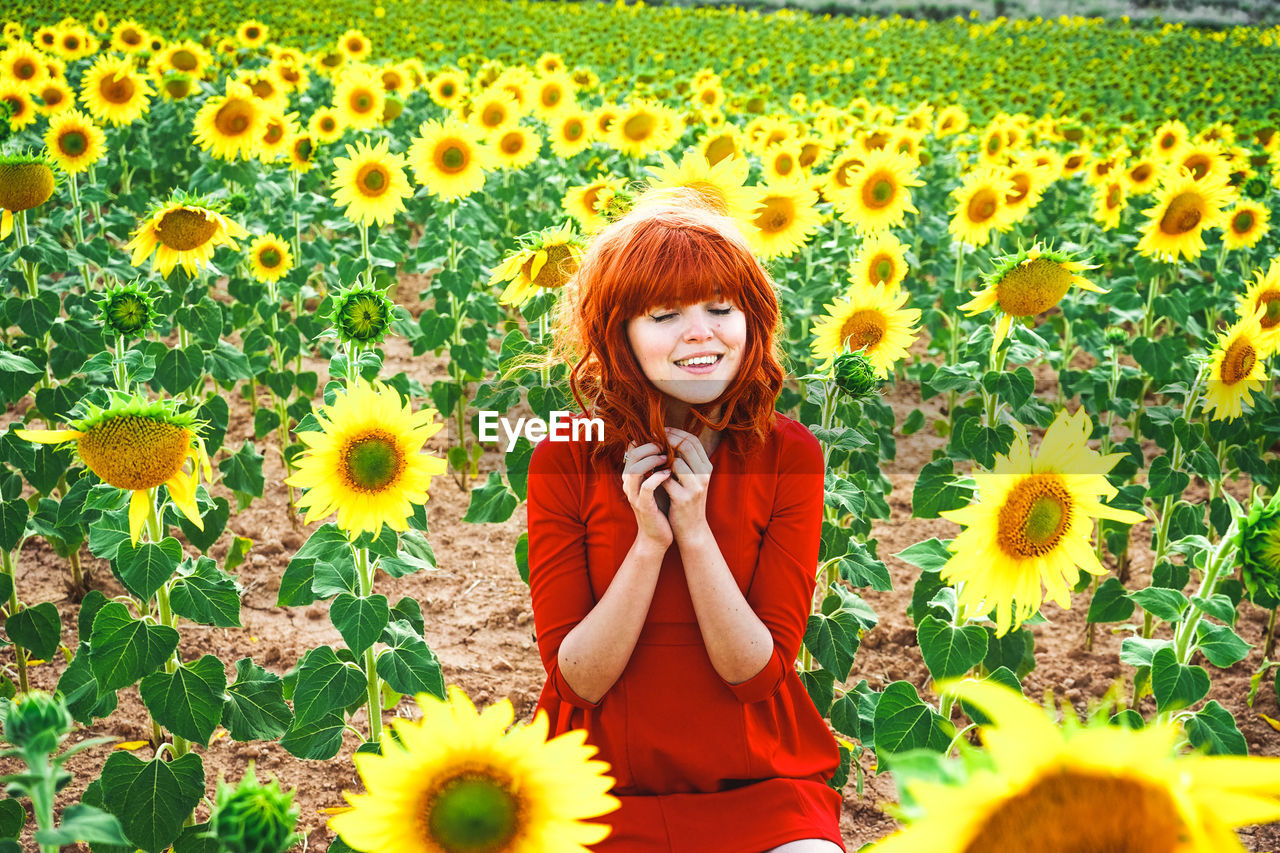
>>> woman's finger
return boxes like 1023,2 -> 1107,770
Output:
664,428 -> 711,469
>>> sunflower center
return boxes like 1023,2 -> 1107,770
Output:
996,257 -> 1076,317
1183,154 -> 1210,180
347,37 -> 363,53
214,99 -> 255,136
122,28 -> 142,45
860,172 -> 896,209
839,309 -> 887,352
259,248 -> 282,268
357,164 -> 389,196
1006,173 -> 1031,205
985,134 -> 1002,155
525,244 -> 576,289
996,474 -> 1073,558
342,432 -> 404,493
966,188 -> 998,224
500,132 -> 523,154
1158,191 -> 1203,235
1106,184 -> 1123,210
351,90 -> 375,114
623,112 -> 656,141
1131,163 -> 1153,183
1220,338 -> 1256,386
293,137 -> 314,161
753,196 -> 795,234
542,87 -> 561,107
482,105 -> 506,127
0,162 -> 57,212
172,49 -> 198,71
15,59 -> 37,80
1159,132 -> 1177,150
960,770 -> 1185,853
41,85 -> 66,106
156,208 -> 219,251
774,153 -> 794,175
705,136 -> 735,166
263,121 -> 285,144
106,293 -> 151,335
319,116 -> 337,133
99,72 -> 137,105
564,119 -> 583,140
1256,291 -> 1280,330
1231,210 -> 1256,236
338,293 -> 391,343
78,416 -> 190,491
437,143 -> 468,173
871,255 -> 895,286
59,130 -> 88,157
246,26 -> 261,39
426,773 -> 522,853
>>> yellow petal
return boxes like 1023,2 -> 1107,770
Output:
14,428 -> 83,444
128,488 -> 150,546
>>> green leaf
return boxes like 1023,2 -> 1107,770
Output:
872,681 -> 952,757
1190,594 -> 1237,626
279,524 -> 354,605
0,498 -> 28,552
139,655 -> 226,747
953,418 -> 1015,468
87,510 -> 131,561
837,546 -> 892,591
88,602 -> 180,692
1087,577 -> 1136,623
376,620 -> 445,698
205,340 -> 253,383
222,658 -> 291,742
803,612 -> 858,681
982,626 -> 1036,679
57,642 -> 116,725
1119,636 -> 1172,668
279,711 -> 344,760
292,646 -> 366,725
35,803 -> 129,846
331,593 -> 390,655
1146,455 -> 1190,501
463,471 -> 519,523
378,529 -> 436,578
1127,587 -> 1189,623
172,821 -> 218,853
1195,622 -> 1251,668
1151,647 -> 1210,713
170,558 -> 242,628
514,533 -> 529,585
799,668 -> 835,716
389,597 -> 425,637
917,614 -> 988,681
0,795 -> 25,838
959,666 -> 1022,726
218,440 -> 265,499
1185,700 -> 1247,755
98,752 -> 204,853
894,538 -> 954,572
912,459 -> 971,519
5,602 -> 61,660
115,538 -> 183,601
179,495 -> 230,553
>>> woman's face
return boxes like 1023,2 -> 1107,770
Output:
625,294 -> 746,406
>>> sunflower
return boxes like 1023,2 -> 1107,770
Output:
257,111 -> 292,162
333,67 -> 385,132
1124,154 -> 1160,195
16,394 -> 209,546
1001,155 -> 1051,221
1,42 -> 48,94
490,224 -> 585,308
940,408 -> 1145,636
563,175 -> 626,232
272,57 -> 309,93
691,78 -> 725,112
1091,176 -> 1128,231
408,117 -> 496,201
236,69 -> 288,112
1222,201 -> 1270,251
490,125 -> 542,171
126,195 -> 248,278
53,23 -> 95,61
698,127 -> 745,166
329,686 -> 618,853
762,142 -> 803,183
1202,311 -> 1272,422
428,69 -> 468,109
820,147 -> 867,200
949,167 -> 1017,247
536,51 -> 566,75
1239,260 -> 1280,353
935,104 -> 969,137
591,102 -> 620,137
331,138 -> 412,228
960,245 -> 1103,358
336,29 -> 372,63
549,108 -> 593,159
745,180 -> 822,261
645,149 -> 757,227
0,152 -> 56,238
0,83 -> 37,131
1174,140 -> 1232,185
609,99 -> 680,159
308,107 -> 344,145
44,110 -> 105,174
869,679 -> 1280,853
468,87 -> 521,133
831,147 -> 922,233
1135,169 -> 1233,262
532,70 -> 576,121
849,232 -> 909,293
157,40 -> 211,79
1152,119 -> 1189,160
34,79 -> 74,114
193,81 -> 266,162
494,67 -> 534,110
246,234 -> 293,284
809,282 -> 921,377
109,19 -> 148,54
79,55 -> 152,126
286,380 -> 446,536
236,20 -> 268,49
287,133 -> 316,172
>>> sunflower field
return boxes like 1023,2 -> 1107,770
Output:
1,0 -> 1280,850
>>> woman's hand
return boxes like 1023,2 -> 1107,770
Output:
662,427 -> 713,540
621,441 -> 673,549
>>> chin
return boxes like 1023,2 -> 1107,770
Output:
656,378 -> 732,405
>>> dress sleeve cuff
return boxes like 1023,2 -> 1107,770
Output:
723,644 -> 786,704
553,663 -> 603,710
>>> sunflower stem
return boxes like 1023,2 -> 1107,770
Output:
1266,607 -> 1278,660
145,489 -> 191,761
1,550 -> 27,695
113,335 -> 130,393
67,546 -> 85,596
14,209 -> 40,298
291,170 -> 302,263
68,172 -> 93,291
87,163 -> 102,231
361,223 -> 372,288
357,547 -> 383,744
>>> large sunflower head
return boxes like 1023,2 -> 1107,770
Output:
79,54 -> 152,127
0,150 -> 57,214
870,679 -> 1280,853
16,392 -> 208,545
285,380 -> 446,536
489,223 -> 585,308
192,80 -> 266,162
939,408 -> 1144,636
609,99 -> 681,159
745,179 -> 823,260
246,233 -> 293,284
428,68 -> 469,109
960,245 -> 1103,357
43,109 -> 105,174
125,192 -> 248,278
849,232 -> 910,293
1222,200 -> 1270,251
408,117 -> 496,202
1135,169 -> 1234,262
1,41 -> 49,94
330,137 -> 412,227
831,146 -> 923,233
1239,259 -> 1280,352
328,686 -> 618,853
336,29 -> 372,63
949,167 -> 1017,248
109,19 -> 148,54
1202,311 -> 1271,422
645,148 -> 756,228
810,282 -> 921,378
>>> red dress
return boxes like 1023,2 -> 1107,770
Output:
527,413 -> 846,852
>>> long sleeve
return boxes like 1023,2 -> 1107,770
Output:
721,421 -> 824,703
526,438 -> 601,710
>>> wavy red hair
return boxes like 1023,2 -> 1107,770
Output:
549,187 -> 785,466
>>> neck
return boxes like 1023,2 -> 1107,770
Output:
663,400 -> 724,436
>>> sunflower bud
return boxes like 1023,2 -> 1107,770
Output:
99,279 -> 159,338
1240,493 -> 1280,607
332,284 -> 395,346
3,691 -> 72,758
207,763 -> 301,853
1104,326 -> 1129,348
225,193 -> 250,215
1242,176 -> 1269,200
162,71 -> 194,100
833,351 -> 878,399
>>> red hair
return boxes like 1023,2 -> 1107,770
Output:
550,187 -> 785,466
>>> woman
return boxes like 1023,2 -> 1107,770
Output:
527,187 -> 845,852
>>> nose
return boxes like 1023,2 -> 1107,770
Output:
682,307 -> 714,341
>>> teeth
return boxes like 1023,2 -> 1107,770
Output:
677,355 -> 719,367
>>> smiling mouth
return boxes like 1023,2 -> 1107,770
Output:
674,354 -> 724,368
